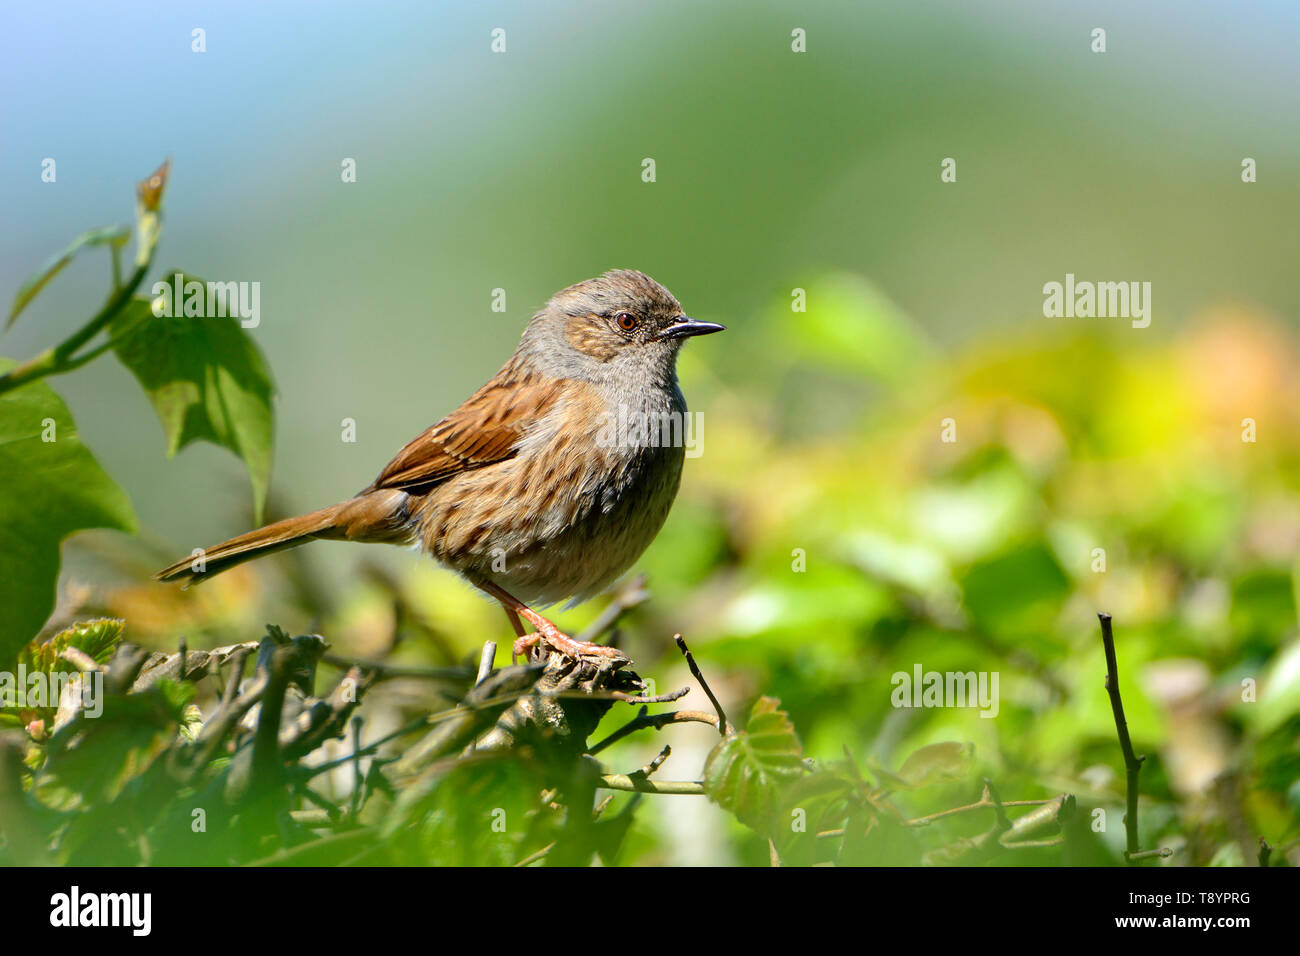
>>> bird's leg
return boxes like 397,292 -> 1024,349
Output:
476,579 -> 625,661
502,607 -> 540,663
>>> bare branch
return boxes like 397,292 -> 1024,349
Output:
475,641 -> 497,686
607,686 -> 690,705
514,842 -> 555,867
674,634 -> 728,736
629,745 -> 671,783
1098,612 -> 1148,863
1127,847 -> 1175,861
587,707 -> 720,755
597,774 -> 705,795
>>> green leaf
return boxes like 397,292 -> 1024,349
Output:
0,363 -> 136,664
704,696 -> 806,833
891,741 -> 975,790
33,681 -> 196,811
150,676 -> 199,720
7,226 -> 130,329
1242,639 -> 1300,735
772,770 -> 857,865
109,285 -> 275,522
18,618 -> 124,677
9,619 -> 126,737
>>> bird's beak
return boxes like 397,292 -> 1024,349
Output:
658,316 -> 727,341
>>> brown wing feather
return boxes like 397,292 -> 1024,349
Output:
365,365 -> 564,492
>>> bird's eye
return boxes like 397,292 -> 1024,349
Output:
614,311 -> 639,332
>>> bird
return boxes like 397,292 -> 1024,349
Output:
156,270 -> 724,661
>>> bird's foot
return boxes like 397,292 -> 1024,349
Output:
511,608 -> 626,663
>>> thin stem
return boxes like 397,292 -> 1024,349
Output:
299,712 -> 435,778
475,641 -> 496,686
0,261 -> 147,396
629,745 -> 671,782
1099,612 -> 1146,862
674,634 -> 729,736
597,774 -> 704,795
514,842 -> 555,867
586,708 -> 720,756
349,716 -> 364,818
902,782 -> 1053,828
1127,847 -> 1174,861
57,325 -> 138,373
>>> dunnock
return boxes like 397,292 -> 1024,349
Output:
157,270 -> 723,660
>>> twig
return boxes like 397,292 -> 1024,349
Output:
475,641 -> 496,686
597,774 -> 705,795
349,716 -> 364,818
391,667 -> 545,773
982,778 -> 1012,835
1098,612 -> 1146,863
294,785 -> 343,819
514,842 -> 556,867
245,828 -> 375,867
586,707 -> 720,755
1259,838 -> 1272,868
674,634 -> 728,736
608,686 -> 690,705
250,646 -> 296,787
220,647 -> 251,709
921,793 -> 1075,864
1127,847 -> 1174,861
281,665 -> 372,762
175,648 -> 262,777
289,809 -> 335,827
300,712 -> 434,778
628,745 -> 671,784
302,677 -> 552,781
905,780 -> 1023,829
907,797 -> 994,827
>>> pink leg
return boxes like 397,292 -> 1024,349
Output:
503,606 -> 540,661
477,579 -> 624,660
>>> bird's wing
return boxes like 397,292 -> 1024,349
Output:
365,367 -> 565,493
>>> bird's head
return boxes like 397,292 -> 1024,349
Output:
520,270 -> 724,384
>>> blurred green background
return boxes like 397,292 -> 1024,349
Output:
3,1 -> 1298,864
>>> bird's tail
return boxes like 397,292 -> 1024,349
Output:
155,503 -> 348,585
157,489 -> 413,585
